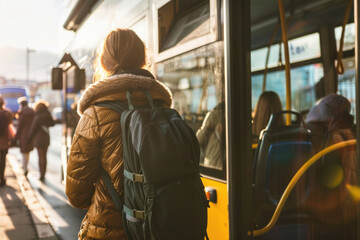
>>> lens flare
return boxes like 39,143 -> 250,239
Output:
321,164 -> 344,188
347,184 -> 360,201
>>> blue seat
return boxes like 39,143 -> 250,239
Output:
252,111 -> 314,239
266,141 -> 312,205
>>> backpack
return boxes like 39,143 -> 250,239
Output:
95,88 -> 209,240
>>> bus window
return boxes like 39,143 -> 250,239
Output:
158,0 -> 210,52
156,41 -> 226,177
335,22 -> 355,51
252,63 -> 324,114
337,57 -> 356,117
251,33 -> 321,72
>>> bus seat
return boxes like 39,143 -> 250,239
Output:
253,111 -> 313,215
266,141 -> 312,205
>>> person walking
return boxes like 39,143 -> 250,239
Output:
27,100 -> 55,181
0,96 -> 13,186
65,28 -> 172,239
14,97 -> 34,176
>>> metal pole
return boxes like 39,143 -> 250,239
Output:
26,48 -> 35,82
278,0 -> 292,125
26,48 -> 29,82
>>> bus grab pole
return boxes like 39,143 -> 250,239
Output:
278,0 -> 291,125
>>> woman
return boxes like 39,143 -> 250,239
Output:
0,96 -> 13,186
14,97 -> 34,176
27,100 -> 55,181
305,94 -> 357,227
65,29 -> 172,239
196,102 -> 225,169
252,91 -> 284,139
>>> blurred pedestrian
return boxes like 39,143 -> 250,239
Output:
27,100 -> 55,181
0,96 -> 13,186
14,96 -> 34,176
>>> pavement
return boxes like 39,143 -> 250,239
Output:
0,154 -> 58,240
2,123 -> 87,240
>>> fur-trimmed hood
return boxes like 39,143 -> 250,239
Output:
78,72 -> 172,115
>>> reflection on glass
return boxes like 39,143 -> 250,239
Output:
197,102 -> 225,169
159,2 -> 210,52
156,42 -> 225,170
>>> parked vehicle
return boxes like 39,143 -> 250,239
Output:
0,86 -> 28,113
52,107 -> 63,124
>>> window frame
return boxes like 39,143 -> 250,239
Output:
153,0 -> 221,63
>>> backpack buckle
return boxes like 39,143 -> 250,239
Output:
124,169 -> 145,183
134,210 -> 145,220
133,173 -> 144,183
124,205 -> 145,221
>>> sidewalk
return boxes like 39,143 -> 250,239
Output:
0,154 -> 58,240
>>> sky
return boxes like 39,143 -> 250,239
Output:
0,0 -> 73,81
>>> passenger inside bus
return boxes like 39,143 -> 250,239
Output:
196,102 -> 225,169
252,91 -> 284,142
305,93 -> 357,233
315,77 -> 326,102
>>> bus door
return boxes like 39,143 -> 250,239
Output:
154,1 -> 228,239
156,42 -> 228,239
228,0 -> 360,239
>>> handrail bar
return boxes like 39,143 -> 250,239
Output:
248,139 -> 356,237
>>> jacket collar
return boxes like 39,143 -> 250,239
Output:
78,72 -> 172,115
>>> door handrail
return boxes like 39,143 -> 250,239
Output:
248,139 -> 356,237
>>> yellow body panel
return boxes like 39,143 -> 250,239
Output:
201,177 -> 229,240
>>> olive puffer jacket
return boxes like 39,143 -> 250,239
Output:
65,70 -> 172,240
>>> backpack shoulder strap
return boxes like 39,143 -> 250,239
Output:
94,101 -> 127,211
94,100 -> 128,113
101,169 -> 124,211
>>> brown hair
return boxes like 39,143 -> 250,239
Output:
252,91 -> 284,136
34,99 -> 49,112
93,28 -> 146,82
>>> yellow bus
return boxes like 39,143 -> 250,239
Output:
58,0 -> 360,239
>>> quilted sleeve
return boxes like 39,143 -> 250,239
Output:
65,106 -> 101,209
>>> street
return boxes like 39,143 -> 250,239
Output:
8,124 -> 86,240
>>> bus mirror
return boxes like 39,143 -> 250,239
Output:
52,67 -> 63,90
74,68 -> 85,92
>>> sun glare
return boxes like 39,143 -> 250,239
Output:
347,184 -> 360,201
0,0 -> 65,53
